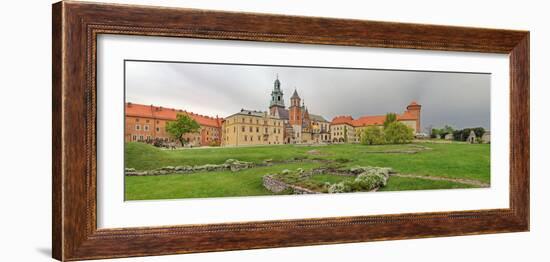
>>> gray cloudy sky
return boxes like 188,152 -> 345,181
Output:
125,61 -> 490,131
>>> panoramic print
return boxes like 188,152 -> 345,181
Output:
124,61 -> 491,200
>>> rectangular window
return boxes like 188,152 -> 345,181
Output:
132,135 -> 137,141
156,127 -> 160,132
135,118 -> 139,122
135,125 -> 141,131
144,125 -> 149,131
256,127 -> 259,133
242,126 -> 245,132
145,119 -> 150,123
249,126 -> 253,132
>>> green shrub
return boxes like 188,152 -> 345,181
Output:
326,166 -> 391,193
328,182 -> 346,193
361,126 -> 385,145
384,122 -> 414,144
383,113 -> 398,128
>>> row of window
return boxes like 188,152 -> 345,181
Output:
233,117 -> 282,126
332,125 -> 352,131
134,124 -> 162,132
227,126 -> 282,134
135,118 -> 161,124
223,135 -> 280,142
333,132 -> 354,136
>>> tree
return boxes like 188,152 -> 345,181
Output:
443,125 -> 454,134
452,127 -> 485,141
431,128 -> 441,138
360,126 -> 385,145
165,114 -> 201,146
384,122 -> 414,144
425,125 -> 434,136
383,113 -> 397,128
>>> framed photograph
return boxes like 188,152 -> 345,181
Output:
52,1 -> 529,261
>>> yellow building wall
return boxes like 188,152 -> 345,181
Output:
330,124 -> 356,143
221,114 -> 285,147
398,120 -> 418,133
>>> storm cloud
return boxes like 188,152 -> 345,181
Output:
125,61 -> 490,132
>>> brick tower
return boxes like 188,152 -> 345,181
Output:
289,89 -> 302,125
406,101 -> 422,132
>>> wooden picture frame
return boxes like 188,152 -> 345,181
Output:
52,1 -> 529,261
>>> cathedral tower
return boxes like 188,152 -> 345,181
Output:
269,75 -> 285,115
289,89 -> 302,125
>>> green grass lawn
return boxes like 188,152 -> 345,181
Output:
125,142 -> 489,200
378,176 -> 476,191
125,162 -> 319,200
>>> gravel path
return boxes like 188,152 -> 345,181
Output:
390,173 -> 490,187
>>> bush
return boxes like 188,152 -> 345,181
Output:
327,166 -> 391,193
354,173 -> 379,190
452,127 -> 485,141
328,182 -> 346,193
384,122 -> 414,144
361,126 -> 385,145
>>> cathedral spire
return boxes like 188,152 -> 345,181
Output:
291,88 -> 300,99
290,88 -> 301,108
269,75 -> 285,110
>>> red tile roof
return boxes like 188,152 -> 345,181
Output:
331,102 -> 420,127
125,102 -> 222,128
331,116 -> 354,125
331,113 -> 418,127
352,115 -> 386,126
397,111 -> 418,121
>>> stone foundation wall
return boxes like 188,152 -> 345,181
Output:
262,175 -> 320,194
125,159 -> 254,176
262,175 -> 289,193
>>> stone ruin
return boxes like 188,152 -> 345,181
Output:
263,166 -> 394,195
125,159 -> 254,176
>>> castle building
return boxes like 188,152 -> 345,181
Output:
124,102 -> 222,146
330,116 -> 357,143
266,76 -> 329,144
310,114 -> 331,143
330,101 -> 422,143
125,77 -> 421,148
221,109 -> 285,146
